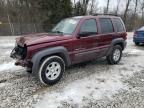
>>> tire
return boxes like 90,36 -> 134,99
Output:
38,56 -> 65,85
106,45 -> 122,65
135,42 -> 139,46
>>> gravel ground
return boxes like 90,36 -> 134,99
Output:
0,33 -> 144,108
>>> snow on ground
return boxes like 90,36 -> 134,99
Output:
0,36 -> 16,48
0,43 -> 15,47
35,70 -> 129,108
0,37 -> 22,72
34,48 -> 143,108
128,49 -> 144,55
4,50 -> 11,55
0,61 -> 22,72
0,82 -> 9,88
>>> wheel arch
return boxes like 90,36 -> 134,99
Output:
40,52 -> 69,66
31,46 -> 71,75
114,42 -> 124,50
107,38 -> 127,56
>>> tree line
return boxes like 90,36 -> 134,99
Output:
0,0 -> 144,36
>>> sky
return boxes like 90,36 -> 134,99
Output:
98,0 -> 117,7
72,0 -> 126,13
72,0 -> 120,7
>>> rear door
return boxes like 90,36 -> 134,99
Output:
98,18 -> 115,56
72,18 -> 100,63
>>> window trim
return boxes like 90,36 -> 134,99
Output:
99,18 -> 115,34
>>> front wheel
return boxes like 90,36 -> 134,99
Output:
106,45 -> 122,65
38,56 -> 65,85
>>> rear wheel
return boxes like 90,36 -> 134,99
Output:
38,56 -> 65,85
135,42 -> 139,46
106,45 -> 122,65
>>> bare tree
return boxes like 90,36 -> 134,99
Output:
132,0 -> 138,28
123,0 -> 132,23
140,0 -> 144,19
138,0 -> 144,26
83,0 -> 90,15
89,0 -> 95,14
73,0 -> 76,10
6,0 -> 15,35
89,0 -> 99,14
106,0 -> 110,14
73,0 -> 76,4
115,0 -> 121,15
75,0 -> 90,15
133,0 -> 138,18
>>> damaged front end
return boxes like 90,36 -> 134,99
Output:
10,44 -> 28,66
10,45 -> 27,59
10,37 -> 30,67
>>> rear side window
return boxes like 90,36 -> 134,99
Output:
99,18 -> 113,34
113,18 -> 125,32
80,19 -> 97,33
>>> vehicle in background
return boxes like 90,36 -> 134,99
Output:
10,15 -> 127,85
133,26 -> 144,45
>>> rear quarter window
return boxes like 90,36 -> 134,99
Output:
99,18 -> 114,34
113,18 -> 125,32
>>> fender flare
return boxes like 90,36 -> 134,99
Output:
31,46 -> 71,75
107,38 -> 127,56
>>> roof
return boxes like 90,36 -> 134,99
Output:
137,26 -> 144,31
72,15 -> 120,20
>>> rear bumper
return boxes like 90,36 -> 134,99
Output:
133,37 -> 144,43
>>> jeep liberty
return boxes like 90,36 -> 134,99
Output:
10,15 -> 127,85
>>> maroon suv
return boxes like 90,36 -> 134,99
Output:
11,15 -> 127,85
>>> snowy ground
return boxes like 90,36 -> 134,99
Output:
0,33 -> 144,108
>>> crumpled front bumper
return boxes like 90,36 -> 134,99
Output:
10,47 -> 31,67
15,60 -> 30,67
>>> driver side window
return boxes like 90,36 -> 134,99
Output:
80,19 -> 97,34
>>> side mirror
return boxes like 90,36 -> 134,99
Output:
78,32 -> 87,38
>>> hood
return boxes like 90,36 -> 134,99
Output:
16,33 -> 71,47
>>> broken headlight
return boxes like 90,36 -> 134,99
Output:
10,45 -> 27,59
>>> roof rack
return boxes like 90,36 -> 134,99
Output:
93,13 -> 118,16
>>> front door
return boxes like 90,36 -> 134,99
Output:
72,18 -> 100,64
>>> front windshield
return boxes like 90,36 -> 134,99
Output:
51,18 -> 80,35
